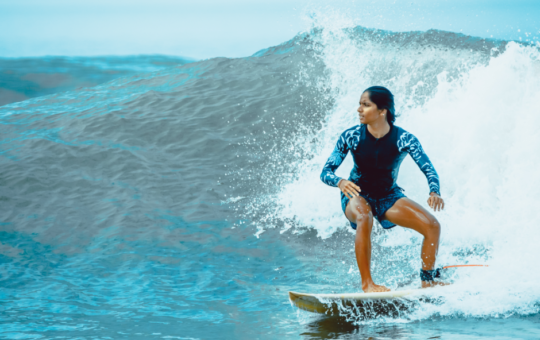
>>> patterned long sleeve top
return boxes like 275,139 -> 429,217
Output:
320,124 -> 440,198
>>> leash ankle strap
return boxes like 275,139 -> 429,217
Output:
420,268 -> 442,281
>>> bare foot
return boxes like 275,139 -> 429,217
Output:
362,282 -> 391,293
421,280 -> 451,289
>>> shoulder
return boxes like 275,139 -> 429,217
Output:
340,125 -> 361,136
337,125 -> 362,140
395,126 -> 420,151
394,125 -> 417,139
335,125 -> 361,149
393,125 -> 411,136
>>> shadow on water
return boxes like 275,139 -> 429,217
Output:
299,313 -> 540,340
300,315 -> 409,340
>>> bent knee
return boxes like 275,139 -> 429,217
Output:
354,210 -> 373,229
425,218 -> 441,237
355,212 -> 372,225
347,196 -> 373,227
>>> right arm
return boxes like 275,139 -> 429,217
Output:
320,132 -> 361,198
320,134 -> 349,187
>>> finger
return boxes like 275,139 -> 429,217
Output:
428,197 -> 433,208
441,199 -> 445,210
346,185 -> 359,196
346,189 -> 356,198
349,187 -> 360,196
354,184 -> 361,192
437,199 -> 442,211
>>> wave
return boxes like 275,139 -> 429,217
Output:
0,55 -> 195,106
1,25 -> 539,328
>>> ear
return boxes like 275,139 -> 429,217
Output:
380,108 -> 387,116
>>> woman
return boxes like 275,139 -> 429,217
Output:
320,86 -> 445,293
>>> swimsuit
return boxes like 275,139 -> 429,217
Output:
320,124 -> 440,229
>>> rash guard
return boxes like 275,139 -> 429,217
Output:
320,124 -> 440,198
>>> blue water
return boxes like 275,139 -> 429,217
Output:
1,26 -> 540,339
0,55 -> 194,106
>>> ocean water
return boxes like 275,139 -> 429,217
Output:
1,25 -> 540,339
0,55 -> 194,106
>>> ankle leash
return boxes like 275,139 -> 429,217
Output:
420,268 -> 442,282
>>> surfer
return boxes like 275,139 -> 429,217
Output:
320,86 -> 445,293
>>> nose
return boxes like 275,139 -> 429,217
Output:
357,106 -> 362,113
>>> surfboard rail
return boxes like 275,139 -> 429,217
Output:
289,289 -> 424,315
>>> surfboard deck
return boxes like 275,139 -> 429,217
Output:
289,266 -> 485,316
289,289 -> 427,316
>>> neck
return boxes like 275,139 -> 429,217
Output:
367,118 -> 391,139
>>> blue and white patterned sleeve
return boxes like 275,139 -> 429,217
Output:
397,132 -> 441,195
320,132 -> 350,187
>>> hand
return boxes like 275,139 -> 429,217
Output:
338,179 -> 361,199
427,192 -> 444,212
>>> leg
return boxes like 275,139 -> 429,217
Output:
383,198 -> 443,288
345,196 -> 390,293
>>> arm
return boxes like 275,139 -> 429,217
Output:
398,132 -> 441,195
320,133 -> 349,187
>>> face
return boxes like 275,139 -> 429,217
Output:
357,92 -> 386,125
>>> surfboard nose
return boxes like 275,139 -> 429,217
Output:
288,291 -> 299,302
288,291 -> 329,314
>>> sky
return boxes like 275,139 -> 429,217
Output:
0,0 -> 539,59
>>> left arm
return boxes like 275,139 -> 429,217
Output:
398,132 -> 444,211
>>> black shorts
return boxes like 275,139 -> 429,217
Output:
341,186 -> 406,230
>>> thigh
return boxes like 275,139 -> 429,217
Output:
383,197 -> 438,234
345,195 -> 373,225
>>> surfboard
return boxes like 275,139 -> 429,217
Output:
289,289 -> 427,316
289,265 -> 488,316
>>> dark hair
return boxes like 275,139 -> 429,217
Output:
364,86 -> 396,125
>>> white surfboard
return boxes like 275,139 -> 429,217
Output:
289,266 -> 485,316
289,289 -> 428,316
